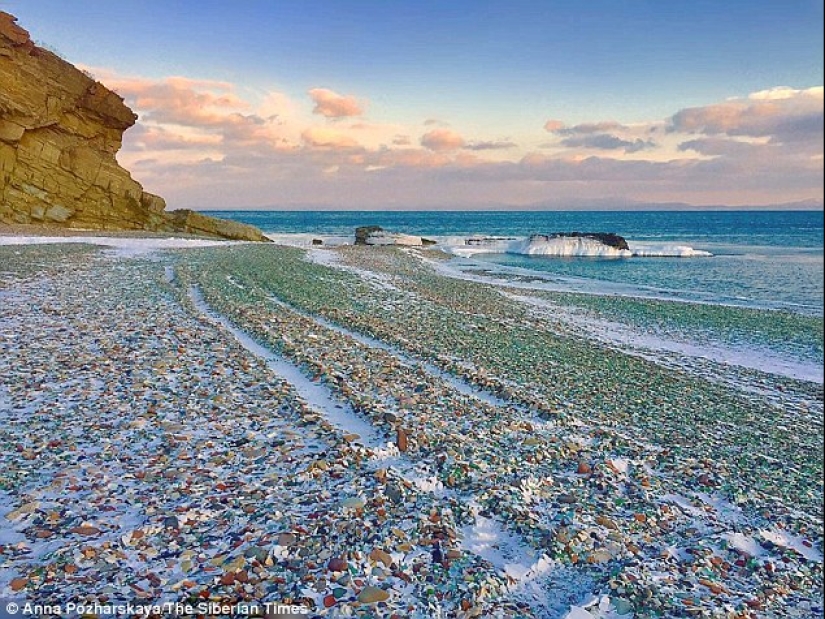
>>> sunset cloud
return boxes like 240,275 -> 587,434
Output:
92,67 -> 820,209
308,88 -> 363,118
420,128 -> 465,151
464,140 -> 518,151
301,126 -> 360,149
553,121 -> 627,136
543,119 -> 565,132
677,137 -> 762,157
103,74 -> 251,127
560,134 -> 656,153
669,87 -> 823,145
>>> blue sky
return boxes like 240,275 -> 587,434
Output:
5,1 -> 824,209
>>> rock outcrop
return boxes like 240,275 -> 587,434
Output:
354,225 -> 435,247
0,12 -> 267,241
532,232 -> 630,251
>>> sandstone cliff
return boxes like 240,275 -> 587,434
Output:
0,12 -> 267,241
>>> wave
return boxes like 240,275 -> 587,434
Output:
443,235 -> 712,258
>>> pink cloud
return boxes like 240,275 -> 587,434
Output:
669,87 -> 823,144
308,88 -> 363,118
88,67 -> 823,208
420,128 -> 465,151
301,126 -> 360,149
377,149 -> 452,168
543,119 -> 565,132
104,75 -> 251,127
126,124 -> 222,151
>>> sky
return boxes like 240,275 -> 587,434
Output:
5,0 -> 824,210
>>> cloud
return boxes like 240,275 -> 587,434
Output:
420,128 -> 465,151
543,119 -> 659,154
308,88 -> 363,118
91,67 -> 821,208
464,140 -> 518,151
749,86 -> 823,101
370,148 -> 452,169
560,134 -> 657,153
126,123 -> 220,149
677,137 -> 761,157
301,126 -> 360,149
103,75 -> 251,127
669,86 -> 823,145
553,121 -> 626,136
543,119 -> 565,132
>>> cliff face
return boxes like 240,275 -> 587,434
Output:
0,12 -> 267,241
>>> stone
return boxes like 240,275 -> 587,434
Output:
357,585 -> 389,603
531,232 -> 630,251
596,515 -> 619,530
396,427 -> 408,452
355,225 -> 425,247
219,572 -> 235,586
0,119 -> 25,143
10,577 -> 27,591
613,598 -> 634,615
277,532 -> 296,547
327,557 -> 348,572
386,484 -> 403,504
164,209 -> 269,242
69,525 -> 101,536
369,548 -> 393,567
162,516 -> 180,530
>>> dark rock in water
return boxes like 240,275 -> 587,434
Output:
355,225 -> 426,246
532,232 -> 629,250
421,237 -> 437,246
355,226 -> 384,245
312,238 -> 323,246
466,236 -> 516,246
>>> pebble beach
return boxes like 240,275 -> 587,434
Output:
1,238 -> 822,618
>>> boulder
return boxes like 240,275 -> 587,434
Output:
355,225 -> 426,247
164,209 -> 269,242
532,232 -> 629,251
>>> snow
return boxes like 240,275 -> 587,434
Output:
0,235 -> 234,256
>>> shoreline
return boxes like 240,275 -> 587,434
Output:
1,239 -> 822,617
0,223 -> 236,240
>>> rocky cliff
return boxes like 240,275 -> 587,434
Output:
0,12 -> 267,241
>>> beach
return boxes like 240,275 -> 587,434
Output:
0,236 -> 822,618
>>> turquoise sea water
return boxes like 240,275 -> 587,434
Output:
209,210 -> 824,316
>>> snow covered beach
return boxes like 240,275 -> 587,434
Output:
1,237 -> 822,618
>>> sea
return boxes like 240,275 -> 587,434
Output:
209,209 -> 824,317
